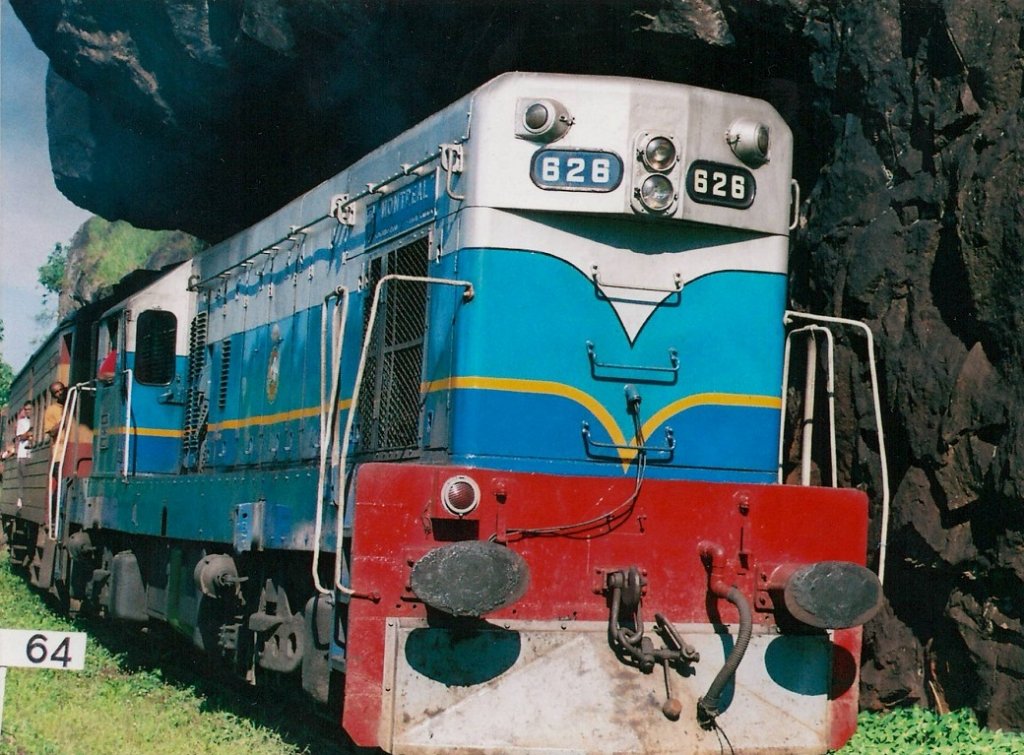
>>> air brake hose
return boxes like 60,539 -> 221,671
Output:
697,542 -> 754,728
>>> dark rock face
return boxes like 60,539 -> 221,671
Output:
12,0 -> 1024,730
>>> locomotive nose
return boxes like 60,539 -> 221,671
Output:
410,541 -> 530,617
769,561 -> 883,629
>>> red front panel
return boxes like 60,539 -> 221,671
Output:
343,463 -> 871,748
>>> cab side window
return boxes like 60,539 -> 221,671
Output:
135,310 -> 177,385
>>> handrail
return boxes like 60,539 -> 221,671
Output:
778,325 -> 837,488
48,384 -> 75,540
122,369 -> 134,480
783,311 -> 890,584
195,146 -> 453,291
333,274 -> 474,594
332,149 -> 445,225
311,286 -> 349,596
581,421 -> 675,461
586,341 -> 680,379
592,265 -> 682,294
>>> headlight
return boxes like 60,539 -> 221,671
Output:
641,136 -> 678,172
726,118 -> 771,166
515,98 -> 574,142
637,175 -> 676,212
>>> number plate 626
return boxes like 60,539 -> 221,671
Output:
530,150 -> 623,192
686,160 -> 756,209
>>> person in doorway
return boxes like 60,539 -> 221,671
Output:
44,382 -> 68,445
15,401 -> 32,507
43,382 -> 70,525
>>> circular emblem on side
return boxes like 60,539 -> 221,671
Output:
266,345 -> 280,403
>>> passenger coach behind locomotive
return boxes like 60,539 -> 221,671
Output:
0,73 -> 887,755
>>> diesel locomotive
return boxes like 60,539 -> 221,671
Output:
1,73 -> 889,754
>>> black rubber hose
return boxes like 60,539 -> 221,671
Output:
697,586 -> 753,727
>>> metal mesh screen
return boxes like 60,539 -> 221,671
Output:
182,311 -> 208,468
357,236 -> 429,458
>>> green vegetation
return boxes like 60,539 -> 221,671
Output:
37,243 -> 67,297
68,217 -> 205,293
33,217 -> 206,329
0,553 -> 346,755
34,244 -> 68,331
0,320 -> 11,406
838,706 -> 1024,754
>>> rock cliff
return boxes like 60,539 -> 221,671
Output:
11,0 -> 1024,730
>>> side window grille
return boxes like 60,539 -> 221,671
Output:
357,236 -> 429,458
134,310 -> 177,385
218,339 -> 232,409
182,311 -> 209,469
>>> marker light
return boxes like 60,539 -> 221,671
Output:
637,175 -> 675,212
515,98 -> 574,142
726,118 -> 771,167
441,475 -> 481,517
641,136 -> 678,172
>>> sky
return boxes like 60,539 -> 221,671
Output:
0,0 -> 92,374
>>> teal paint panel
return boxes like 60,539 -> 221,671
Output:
80,469 -> 324,550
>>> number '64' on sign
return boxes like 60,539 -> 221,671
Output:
0,629 -> 87,670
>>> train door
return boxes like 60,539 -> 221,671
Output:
93,264 -> 193,477
94,312 -> 127,477
59,328 -> 95,481
125,307 -> 186,473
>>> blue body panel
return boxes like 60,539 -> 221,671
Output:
81,232 -> 787,545
93,354 -> 190,477
440,248 -> 786,480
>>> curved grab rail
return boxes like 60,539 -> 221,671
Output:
581,422 -> 675,461
779,325 -> 837,488
311,286 -> 349,596
334,274 -> 474,594
782,311 -> 890,584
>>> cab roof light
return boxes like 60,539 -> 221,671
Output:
515,98 -> 574,142
726,118 -> 771,167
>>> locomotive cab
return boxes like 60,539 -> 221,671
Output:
91,262 -> 194,479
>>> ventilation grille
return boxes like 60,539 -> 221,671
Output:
218,339 -> 232,410
182,311 -> 209,468
357,236 -> 429,458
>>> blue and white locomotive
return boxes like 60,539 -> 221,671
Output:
1,73 -> 887,753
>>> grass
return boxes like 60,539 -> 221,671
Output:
0,551 -> 354,755
839,707 -> 1024,754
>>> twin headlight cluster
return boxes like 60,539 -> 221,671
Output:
633,132 -> 681,214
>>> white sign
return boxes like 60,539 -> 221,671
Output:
0,629 -> 87,670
